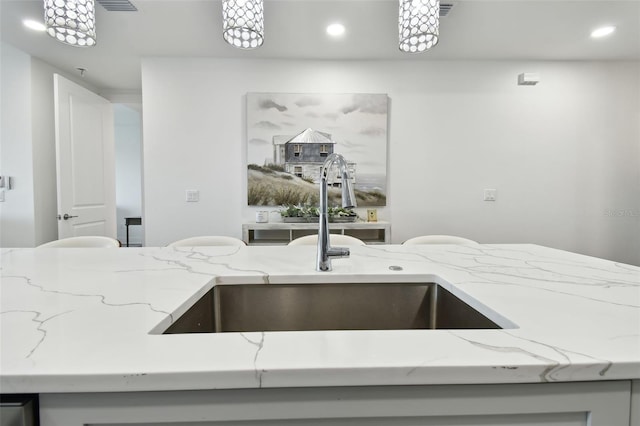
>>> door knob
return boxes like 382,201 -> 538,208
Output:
62,213 -> 78,220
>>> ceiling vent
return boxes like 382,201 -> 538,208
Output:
96,0 -> 137,11
440,3 -> 454,17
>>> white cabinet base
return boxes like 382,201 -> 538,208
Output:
40,381 -> 631,426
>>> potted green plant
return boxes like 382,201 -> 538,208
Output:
279,204 -> 319,222
279,204 -> 358,223
327,207 -> 358,223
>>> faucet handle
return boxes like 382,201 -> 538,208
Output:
327,247 -> 350,259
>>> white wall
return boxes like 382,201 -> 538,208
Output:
114,104 -> 143,246
141,58 -> 640,265
0,43 -> 35,247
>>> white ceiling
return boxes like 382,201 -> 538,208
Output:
1,0 -> 639,92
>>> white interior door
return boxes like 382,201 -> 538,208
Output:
54,74 -> 116,239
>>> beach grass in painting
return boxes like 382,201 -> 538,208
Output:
248,164 -> 386,206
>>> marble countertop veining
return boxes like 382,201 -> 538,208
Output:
1,244 -> 639,393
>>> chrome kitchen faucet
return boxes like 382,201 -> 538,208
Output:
316,153 -> 357,271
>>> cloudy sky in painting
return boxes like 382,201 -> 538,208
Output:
247,93 -> 388,182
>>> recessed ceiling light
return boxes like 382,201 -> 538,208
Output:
591,26 -> 616,38
23,19 -> 46,32
326,23 -> 345,37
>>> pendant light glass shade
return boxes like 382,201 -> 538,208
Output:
44,0 -> 96,47
222,0 -> 264,49
399,0 -> 439,53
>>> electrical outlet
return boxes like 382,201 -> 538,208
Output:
186,190 -> 199,202
484,189 -> 497,201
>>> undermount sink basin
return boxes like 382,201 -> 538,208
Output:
163,283 -> 501,334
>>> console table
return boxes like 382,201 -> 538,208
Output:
242,221 -> 391,245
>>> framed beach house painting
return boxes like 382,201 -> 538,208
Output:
246,93 -> 388,207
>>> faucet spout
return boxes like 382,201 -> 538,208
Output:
317,153 -> 357,272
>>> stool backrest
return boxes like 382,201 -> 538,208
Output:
288,234 -> 366,246
38,236 -> 121,248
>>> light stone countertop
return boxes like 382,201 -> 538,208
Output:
1,244 -> 638,393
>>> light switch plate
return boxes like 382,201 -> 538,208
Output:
484,189 -> 497,201
186,190 -> 199,202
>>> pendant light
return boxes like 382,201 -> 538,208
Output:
399,0 -> 439,53
44,0 -> 96,47
222,0 -> 264,49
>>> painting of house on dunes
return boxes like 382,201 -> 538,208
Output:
246,93 -> 388,206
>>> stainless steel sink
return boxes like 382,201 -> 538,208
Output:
164,283 -> 500,333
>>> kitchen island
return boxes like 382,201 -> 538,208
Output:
1,244 -> 639,425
